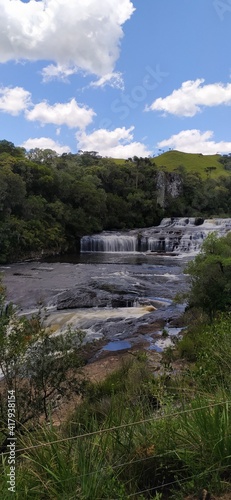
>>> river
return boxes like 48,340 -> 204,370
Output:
0,253 -> 190,309
0,252 -> 190,351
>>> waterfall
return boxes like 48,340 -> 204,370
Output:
81,234 -> 138,253
146,236 -> 171,252
80,218 -> 231,254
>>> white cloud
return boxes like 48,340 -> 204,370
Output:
0,0 -> 135,77
90,72 -> 124,90
21,137 -> 71,155
26,99 -> 96,129
76,126 -> 152,158
157,129 -> 231,155
41,64 -> 79,82
147,79 -> 231,117
0,86 -> 31,115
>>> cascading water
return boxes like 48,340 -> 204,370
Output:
81,234 -> 138,253
80,218 -> 231,254
146,236 -> 171,252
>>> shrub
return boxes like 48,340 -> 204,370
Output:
177,335 -> 197,361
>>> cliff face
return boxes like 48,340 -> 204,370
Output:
156,171 -> 182,208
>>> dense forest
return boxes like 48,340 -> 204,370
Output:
1,139 -> 231,263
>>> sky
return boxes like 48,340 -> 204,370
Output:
1,0 -> 231,158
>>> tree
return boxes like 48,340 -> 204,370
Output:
0,166 -> 26,217
26,148 -> 58,165
0,140 -> 25,157
0,284 -> 86,451
205,166 -> 217,178
78,150 -> 102,166
185,232 -> 231,319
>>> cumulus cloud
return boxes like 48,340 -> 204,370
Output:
157,129 -> 231,155
76,126 -> 152,158
21,137 -> 71,155
0,0 -> 135,77
147,79 -> 231,117
41,64 -> 79,82
90,72 -> 124,90
0,86 -> 31,115
26,99 -> 96,129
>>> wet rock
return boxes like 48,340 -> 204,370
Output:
94,279 -> 140,296
111,296 -> 137,308
101,318 -> 140,340
138,298 -> 162,308
57,286 -> 142,310
57,287 -> 109,309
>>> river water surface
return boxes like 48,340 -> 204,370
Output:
0,253 -> 191,349
1,253 -> 190,309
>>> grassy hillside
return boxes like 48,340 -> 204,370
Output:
115,150 -> 229,179
153,150 -> 227,179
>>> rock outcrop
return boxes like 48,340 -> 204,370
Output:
57,284 -> 140,310
156,171 -> 182,208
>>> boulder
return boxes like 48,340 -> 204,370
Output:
57,286 -> 140,310
57,287 -> 109,309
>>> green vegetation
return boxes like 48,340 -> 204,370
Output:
185,232 -> 231,319
0,139 -> 231,262
0,285 -> 86,446
1,321 -> 231,498
115,150 -> 227,179
154,150 -> 225,179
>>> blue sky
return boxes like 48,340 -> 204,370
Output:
1,0 -> 231,157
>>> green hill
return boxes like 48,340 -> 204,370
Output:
115,150 -> 228,179
153,150 -> 227,179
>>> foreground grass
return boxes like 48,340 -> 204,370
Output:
1,315 -> 231,499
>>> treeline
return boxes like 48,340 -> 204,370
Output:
1,139 -> 231,262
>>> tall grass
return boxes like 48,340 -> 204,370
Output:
1,330 -> 231,499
